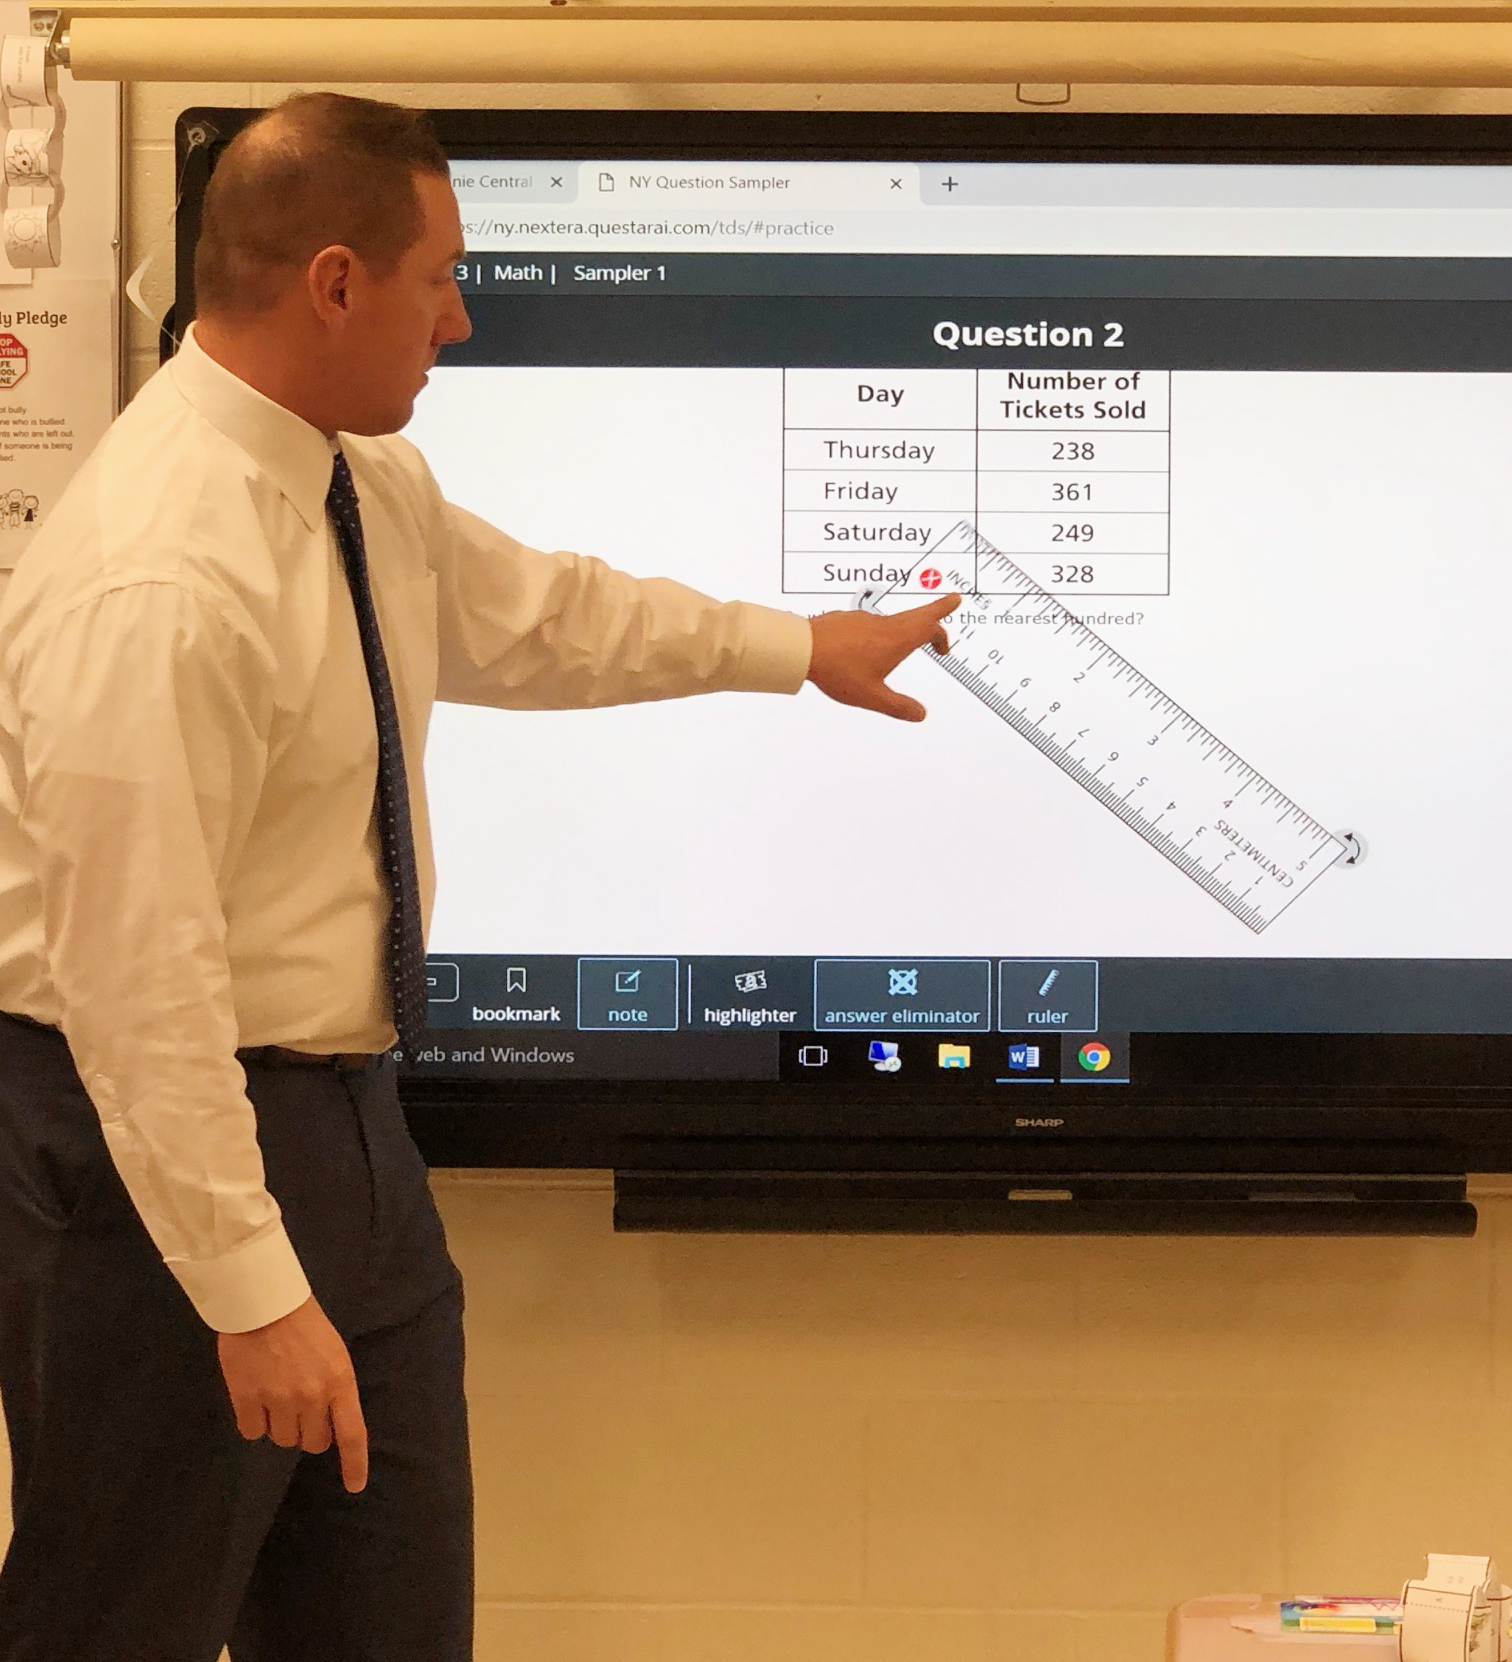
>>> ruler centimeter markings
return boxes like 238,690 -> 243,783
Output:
861,521 -> 1347,933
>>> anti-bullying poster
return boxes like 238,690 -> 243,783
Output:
0,11 -> 118,571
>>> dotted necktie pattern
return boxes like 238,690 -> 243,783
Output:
327,450 -> 429,1052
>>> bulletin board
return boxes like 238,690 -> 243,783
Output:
0,8 -> 117,569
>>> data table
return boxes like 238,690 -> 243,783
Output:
782,367 -> 1171,599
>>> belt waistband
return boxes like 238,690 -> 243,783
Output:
0,1009 -> 52,1032
237,1046 -> 382,1072
1,1014 -> 378,1073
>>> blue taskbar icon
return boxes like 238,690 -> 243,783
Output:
996,1037 -> 1054,1083
868,1039 -> 902,1074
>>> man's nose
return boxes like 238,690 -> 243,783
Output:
441,293 -> 472,347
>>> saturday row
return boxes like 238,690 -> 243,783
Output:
783,511 -> 1171,557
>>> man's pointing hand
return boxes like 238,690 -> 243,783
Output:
806,593 -> 961,723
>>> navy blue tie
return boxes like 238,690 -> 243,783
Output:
327,450 -> 428,1052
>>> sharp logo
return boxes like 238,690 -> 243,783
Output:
1015,1116 -> 1065,1128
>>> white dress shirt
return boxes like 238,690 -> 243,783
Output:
0,327 -> 812,1333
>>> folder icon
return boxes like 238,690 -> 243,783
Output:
937,1043 -> 971,1070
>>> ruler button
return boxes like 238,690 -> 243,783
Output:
998,959 -> 1100,1034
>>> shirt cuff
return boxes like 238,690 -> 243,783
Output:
170,1221 -> 313,1333
729,604 -> 813,694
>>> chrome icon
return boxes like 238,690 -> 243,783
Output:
1078,1041 -> 1112,1073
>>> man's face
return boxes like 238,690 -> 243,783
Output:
337,171 -> 471,436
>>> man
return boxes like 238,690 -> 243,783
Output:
0,93 -> 956,1661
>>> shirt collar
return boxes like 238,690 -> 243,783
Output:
168,323 -> 338,532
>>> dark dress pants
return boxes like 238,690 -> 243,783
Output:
0,1014 -> 474,1662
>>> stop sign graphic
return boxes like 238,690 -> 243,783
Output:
919,567 -> 942,590
0,334 -> 28,390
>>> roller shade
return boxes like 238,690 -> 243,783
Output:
40,3 -> 1512,85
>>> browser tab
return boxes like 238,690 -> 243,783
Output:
607,162 -> 918,209
450,161 -> 577,203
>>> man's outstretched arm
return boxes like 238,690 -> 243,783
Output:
404,450 -> 959,715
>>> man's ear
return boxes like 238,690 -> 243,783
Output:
308,244 -> 357,327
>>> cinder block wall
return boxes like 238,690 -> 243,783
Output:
432,1171 -> 1512,1661
3,58 -> 1511,1662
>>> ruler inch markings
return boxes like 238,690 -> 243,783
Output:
869,520 -> 1346,933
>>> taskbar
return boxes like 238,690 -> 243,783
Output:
399,1024 -> 1512,1091
401,1027 -> 1124,1084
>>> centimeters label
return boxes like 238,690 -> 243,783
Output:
870,522 -> 1346,934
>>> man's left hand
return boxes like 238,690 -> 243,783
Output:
806,593 -> 961,723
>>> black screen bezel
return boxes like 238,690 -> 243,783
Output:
174,106 -> 1512,1174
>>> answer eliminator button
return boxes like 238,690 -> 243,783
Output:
813,959 -> 992,1032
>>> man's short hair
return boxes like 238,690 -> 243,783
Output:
194,92 -> 450,319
